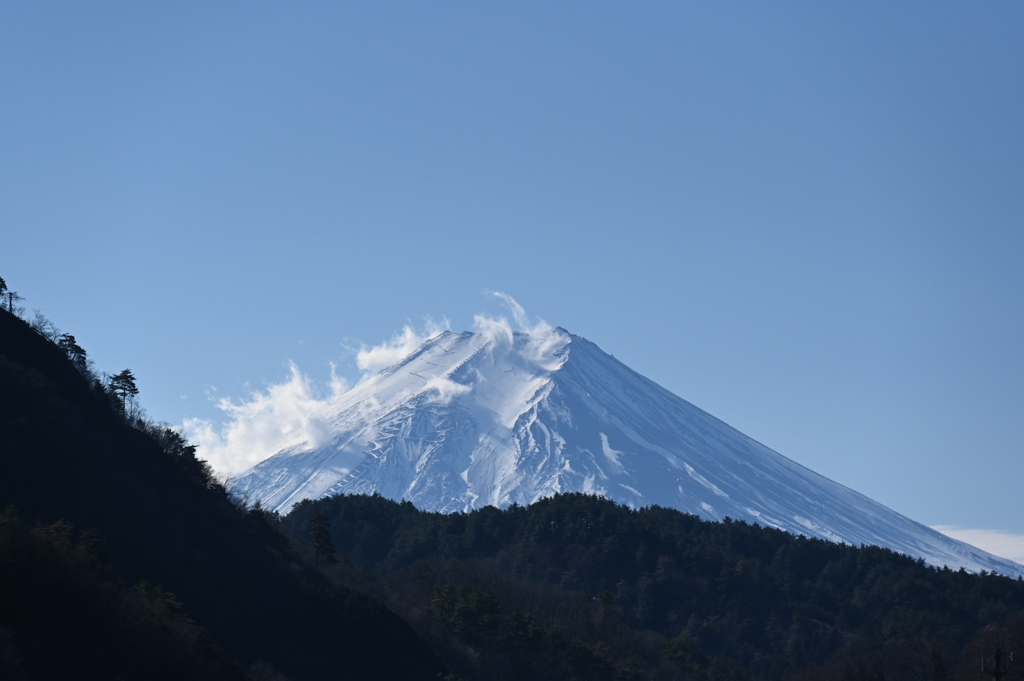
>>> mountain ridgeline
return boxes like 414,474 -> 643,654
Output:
232,327 -> 1023,577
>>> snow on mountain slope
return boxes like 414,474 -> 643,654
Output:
230,325 -> 1024,577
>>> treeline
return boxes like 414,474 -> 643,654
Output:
280,492 -> 1024,681
0,276 -> 224,501
1,276 -> 164,428
0,287 -> 445,681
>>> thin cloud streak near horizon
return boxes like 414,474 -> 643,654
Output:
932,526 -> 1024,566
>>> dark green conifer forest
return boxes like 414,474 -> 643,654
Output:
280,492 -> 1024,681
2,280 -> 1022,681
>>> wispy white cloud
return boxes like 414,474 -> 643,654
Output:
185,319 -> 449,477
477,291 -> 568,369
183,363 -> 348,476
491,290 -> 530,329
422,375 -> 473,405
932,525 -> 1024,564
355,319 -> 449,374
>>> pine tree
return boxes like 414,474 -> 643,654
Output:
0,277 -> 24,315
57,334 -> 89,374
309,511 -> 336,565
107,369 -> 139,418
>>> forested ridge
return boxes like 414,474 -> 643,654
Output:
2,278 -> 1022,681
281,492 -> 1024,680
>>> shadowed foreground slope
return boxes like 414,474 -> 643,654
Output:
0,309 -> 444,681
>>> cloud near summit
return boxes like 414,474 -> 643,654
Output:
355,320 -> 449,374
183,363 -> 347,476
184,293 -> 558,476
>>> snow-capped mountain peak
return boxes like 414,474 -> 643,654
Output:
231,327 -> 1023,577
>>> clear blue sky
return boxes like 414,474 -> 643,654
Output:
3,3 -> 1023,554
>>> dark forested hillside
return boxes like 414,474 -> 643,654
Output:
281,492 -> 1024,681
0,307 -> 445,681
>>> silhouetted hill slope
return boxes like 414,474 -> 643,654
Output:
0,309 -> 445,681
0,509 -> 252,681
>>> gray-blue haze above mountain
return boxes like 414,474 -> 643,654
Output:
231,325 -> 1023,577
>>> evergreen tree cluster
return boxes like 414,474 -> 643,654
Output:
282,492 -> 1024,681
0,277 -> 159,428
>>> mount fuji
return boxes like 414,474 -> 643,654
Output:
230,321 -> 1023,577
